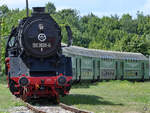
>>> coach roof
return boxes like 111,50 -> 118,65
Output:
63,46 -> 148,60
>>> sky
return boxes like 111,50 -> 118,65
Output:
1,0 -> 150,18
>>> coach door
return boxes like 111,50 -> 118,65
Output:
76,58 -> 81,81
141,62 -> 145,80
121,62 -> 124,79
94,60 -> 100,81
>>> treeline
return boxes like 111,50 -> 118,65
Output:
1,2 -> 150,56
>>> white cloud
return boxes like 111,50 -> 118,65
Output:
81,10 -> 137,18
0,0 -> 27,9
0,0 -> 100,9
0,0 -> 144,18
141,0 -> 150,14
1,0 -> 24,6
0,0 -> 50,9
56,6 -> 72,11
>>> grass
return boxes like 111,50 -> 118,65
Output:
0,77 -> 150,113
0,76 -> 24,113
0,76 -> 7,84
61,81 -> 150,113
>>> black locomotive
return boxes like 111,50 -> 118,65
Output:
5,6 -> 73,102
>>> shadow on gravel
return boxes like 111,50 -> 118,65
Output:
60,94 -> 123,106
27,94 -> 123,107
27,98 -> 58,106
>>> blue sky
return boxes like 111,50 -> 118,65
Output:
1,0 -> 150,17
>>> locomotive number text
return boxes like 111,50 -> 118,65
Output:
32,43 -> 51,48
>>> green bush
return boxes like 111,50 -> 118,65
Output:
0,37 -> 6,76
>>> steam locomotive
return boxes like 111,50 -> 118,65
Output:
5,7 -> 73,103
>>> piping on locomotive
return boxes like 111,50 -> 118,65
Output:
5,1 -> 73,103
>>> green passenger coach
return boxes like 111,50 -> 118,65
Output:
63,46 -> 149,82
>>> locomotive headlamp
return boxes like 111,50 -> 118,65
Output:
57,76 -> 67,86
39,24 -> 44,31
19,77 -> 29,87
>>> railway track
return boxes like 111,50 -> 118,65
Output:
23,100 -> 93,113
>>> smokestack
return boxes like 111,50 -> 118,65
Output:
32,7 -> 45,13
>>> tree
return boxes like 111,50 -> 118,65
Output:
45,2 -> 56,14
0,5 -> 9,14
120,14 -> 137,33
1,4 -> 150,57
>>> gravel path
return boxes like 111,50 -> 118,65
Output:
34,106 -> 74,113
8,106 -> 74,113
8,106 -> 34,113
